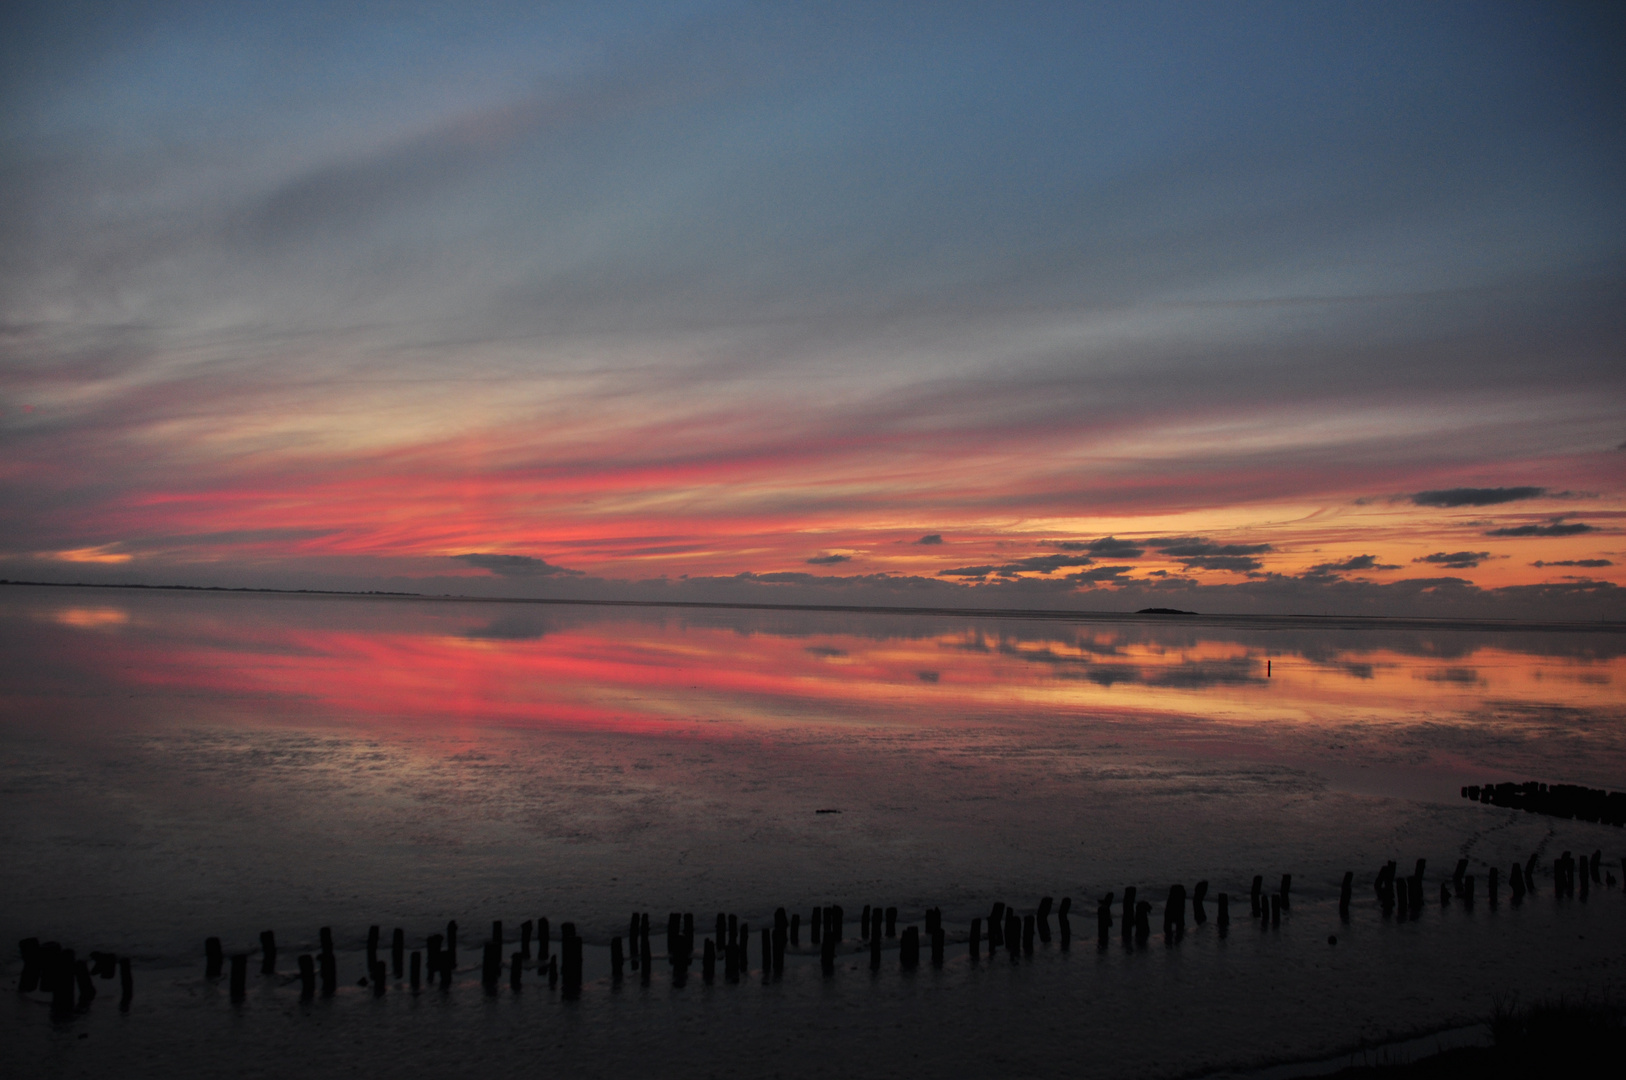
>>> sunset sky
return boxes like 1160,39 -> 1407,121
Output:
2,1 -> 1622,619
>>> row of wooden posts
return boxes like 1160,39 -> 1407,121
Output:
18,850 -> 1620,1015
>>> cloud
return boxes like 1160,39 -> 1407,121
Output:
1532,559 -> 1612,568
1146,537 -> 1273,557
806,553 -> 851,565
1066,565 -> 1137,583
938,565 -> 999,578
1179,555 -> 1265,572
1411,486 -> 1545,507
1309,554 -> 1401,574
1052,536 -> 1146,558
1486,521 -> 1596,537
1414,551 -> 1490,569
452,553 -> 582,577
913,534 -> 943,545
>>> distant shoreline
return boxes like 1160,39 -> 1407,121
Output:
4,577 -> 1622,634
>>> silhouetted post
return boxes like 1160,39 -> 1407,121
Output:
260,931 -> 277,975
320,926 -> 335,958
1192,882 -> 1208,925
639,919 -> 651,986
1005,910 -> 1021,957
832,905 -> 845,942
510,952 -> 522,992
1279,874 -> 1292,910
1037,896 -> 1054,943
1217,893 -> 1229,935
1339,872 -> 1354,921
521,919 -> 533,960
320,951 -> 337,997
410,951 -> 421,993
1269,894 -> 1281,926
74,958 -> 96,1006
810,907 -> 822,945
368,925 -> 381,974
1453,859 -> 1469,892
427,934 -> 443,977
230,954 -> 247,1003
1119,890 -> 1135,943
392,928 -> 404,978
900,927 -> 919,969
206,937 -> 224,979
1250,876 -> 1263,918
1097,897 -> 1112,950
611,937 -> 624,983
50,949 -> 76,1018
989,903 -> 1006,950
119,956 -> 133,1011
1524,854 -> 1540,896
667,913 -> 680,962
820,928 -> 835,976
870,923 -> 883,970
931,926 -> 945,967
790,913 -> 800,946
862,905 -> 872,941
1510,863 -> 1525,902
1022,914 -> 1035,954
970,916 -> 983,960
1134,902 -> 1151,944
1058,897 -> 1072,949
372,960 -> 386,996
1163,884 -> 1186,939
773,908 -> 788,974
703,938 -> 716,983
298,955 -> 315,1000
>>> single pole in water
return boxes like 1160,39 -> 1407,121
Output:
392,928 -> 404,978
205,937 -> 224,979
298,954 -> 315,1000
1058,896 -> 1072,950
900,926 -> 919,969
410,951 -> 421,993
870,923 -> 883,970
372,960 -> 387,997
521,919 -> 533,960
1191,882 -> 1208,926
260,930 -> 277,975
1119,890 -> 1135,943
562,930 -> 582,999
119,956 -> 133,1011
230,954 -> 247,1003
1037,896 -> 1054,943
989,902 -> 1006,950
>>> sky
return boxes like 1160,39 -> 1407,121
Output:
2,1 -> 1623,620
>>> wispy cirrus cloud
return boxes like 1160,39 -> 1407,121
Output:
1411,486 -> 1545,507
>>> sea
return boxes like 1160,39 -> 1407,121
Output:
3,582 -> 1624,1078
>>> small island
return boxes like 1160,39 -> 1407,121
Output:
1136,608 -> 1197,615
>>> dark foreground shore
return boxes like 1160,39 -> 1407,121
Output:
1325,999 -> 1620,1078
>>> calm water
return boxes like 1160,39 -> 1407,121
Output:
4,584 -> 1625,1078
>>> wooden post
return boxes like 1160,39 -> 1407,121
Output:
989,902 -> 1006,950
260,930 -> 277,975
970,917 -> 983,960
870,923 -> 882,970
372,959 -> 386,997
230,954 -> 247,1003
1037,896 -> 1053,943
931,926 -> 945,967
298,954 -> 315,1000
205,937 -> 223,979
562,932 -> 582,999
410,951 -> 421,992
884,906 -> 897,939
119,956 -> 133,1011
1250,875 -> 1263,918
1191,881 -> 1208,926
392,928 -> 404,978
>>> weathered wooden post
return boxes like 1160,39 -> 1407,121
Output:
230,953 -> 247,1003
989,902 -> 1006,950
931,926 -> 945,967
900,926 -> 919,969
629,914 -> 640,970
1097,895 -> 1112,950
391,928 -> 404,978
119,956 -> 133,1011
1058,896 -> 1072,950
1191,881 -> 1208,926
1250,876 -> 1263,918
1037,896 -> 1053,943
1120,889 -> 1136,943
562,928 -> 582,999
870,923 -> 882,970
1134,901 -> 1151,944
206,936 -> 224,979
521,919 -> 533,960
372,960 -> 387,997
299,954 -> 316,1000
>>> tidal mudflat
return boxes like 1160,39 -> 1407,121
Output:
4,584 -> 1623,1077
